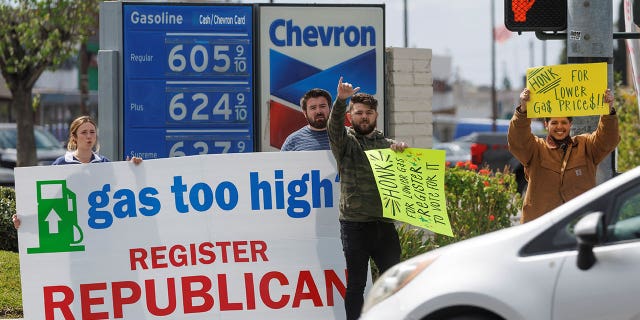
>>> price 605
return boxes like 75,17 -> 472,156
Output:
168,44 -> 248,74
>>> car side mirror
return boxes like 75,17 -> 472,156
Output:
574,211 -> 604,271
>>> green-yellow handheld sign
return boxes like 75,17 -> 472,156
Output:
365,148 -> 453,237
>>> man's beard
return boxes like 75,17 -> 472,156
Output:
352,120 -> 376,135
307,116 -> 327,130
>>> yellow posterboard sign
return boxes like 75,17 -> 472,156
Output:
365,148 -> 453,237
526,62 -> 608,118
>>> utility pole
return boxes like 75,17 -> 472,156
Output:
403,0 -> 408,47
491,0 -> 497,132
566,1 -> 615,182
542,40 -> 547,66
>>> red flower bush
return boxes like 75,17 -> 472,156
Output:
396,164 -> 522,255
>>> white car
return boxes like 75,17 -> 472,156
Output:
361,166 -> 640,320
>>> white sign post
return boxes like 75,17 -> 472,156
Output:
16,151 -> 347,320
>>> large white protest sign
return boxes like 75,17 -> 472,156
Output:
15,150 -> 348,320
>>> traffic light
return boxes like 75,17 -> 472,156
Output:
505,0 -> 567,32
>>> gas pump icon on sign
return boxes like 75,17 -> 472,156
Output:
27,180 -> 85,254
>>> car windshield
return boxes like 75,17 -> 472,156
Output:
0,127 -> 62,149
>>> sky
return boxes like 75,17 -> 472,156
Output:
256,0 -> 623,88
387,0 -> 564,88
385,0 -> 624,88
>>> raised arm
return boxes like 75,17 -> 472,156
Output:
328,77 -> 360,151
507,88 -> 537,166
588,89 -> 620,164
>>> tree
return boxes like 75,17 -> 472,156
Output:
0,0 -> 98,167
615,85 -> 640,172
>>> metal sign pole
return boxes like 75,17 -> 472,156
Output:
98,1 -> 123,161
567,0 -> 616,181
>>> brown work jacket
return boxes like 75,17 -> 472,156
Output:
508,108 -> 620,223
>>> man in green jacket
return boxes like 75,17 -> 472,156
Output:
327,77 -> 408,320
508,88 -> 620,223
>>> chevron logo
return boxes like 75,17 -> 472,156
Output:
269,48 -> 377,148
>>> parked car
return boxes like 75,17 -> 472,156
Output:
457,131 -> 514,168
0,123 -> 66,186
454,131 -> 545,193
361,166 -> 640,320
433,116 -> 543,143
433,137 -> 471,166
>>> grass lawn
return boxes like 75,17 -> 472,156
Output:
0,250 -> 22,318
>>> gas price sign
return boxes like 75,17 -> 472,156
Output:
123,4 -> 253,159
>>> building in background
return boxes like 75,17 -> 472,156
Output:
431,55 -> 455,115
432,55 -> 524,142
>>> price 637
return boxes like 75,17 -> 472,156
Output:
168,44 -> 248,74
168,92 -> 249,123
169,140 -> 248,156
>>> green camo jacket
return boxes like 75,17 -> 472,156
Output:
327,98 -> 396,222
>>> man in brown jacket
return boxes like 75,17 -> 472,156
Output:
508,88 -> 620,223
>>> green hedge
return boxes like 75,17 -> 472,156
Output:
432,162 -> 521,247
616,86 -> 640,173
0,187 -> 17,253
0,187 -> 20,317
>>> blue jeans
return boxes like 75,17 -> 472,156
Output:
340,220 -> 401,320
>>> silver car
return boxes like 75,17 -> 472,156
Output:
0,123 -> 66,186
432,136 -> 471,166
